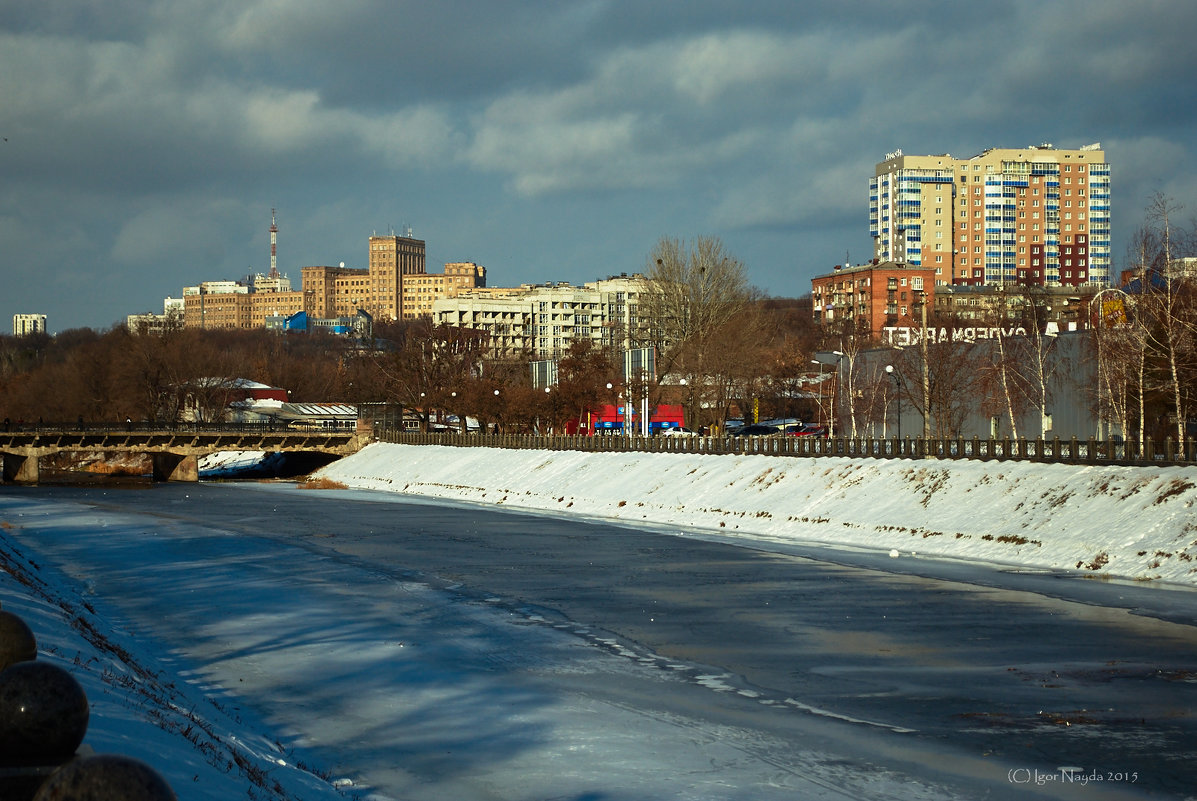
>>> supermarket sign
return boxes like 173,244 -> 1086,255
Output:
882,325 -> 1027,346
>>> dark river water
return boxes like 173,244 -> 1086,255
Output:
2,479 -> 1195,800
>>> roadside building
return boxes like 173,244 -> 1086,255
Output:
931,284 -> 1094,332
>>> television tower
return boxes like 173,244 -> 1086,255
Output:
269,208 -> 279,279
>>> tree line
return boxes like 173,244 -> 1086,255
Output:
0,249 -> 821,432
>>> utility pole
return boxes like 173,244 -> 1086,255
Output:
920,291 -> 930,440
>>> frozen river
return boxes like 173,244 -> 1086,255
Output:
2,481 -> 1195,800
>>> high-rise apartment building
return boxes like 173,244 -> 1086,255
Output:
870,144 -> 1110,288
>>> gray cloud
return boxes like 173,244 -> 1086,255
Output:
1,0 -> 1195,330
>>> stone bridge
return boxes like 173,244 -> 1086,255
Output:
0,426 -> 372,484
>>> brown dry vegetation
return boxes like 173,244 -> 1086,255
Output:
296,477 -> 348,490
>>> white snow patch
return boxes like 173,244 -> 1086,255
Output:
316,443 -> 1197,586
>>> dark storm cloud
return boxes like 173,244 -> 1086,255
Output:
1,0 -> 1195,330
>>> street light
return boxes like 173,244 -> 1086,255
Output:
811,360 -> 829,433
917,290 -> 930,440
604,382 -> 617,435
832,350 -> 844,438
885,364 -> 901,442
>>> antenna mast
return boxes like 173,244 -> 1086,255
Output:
269,208 -> 279,279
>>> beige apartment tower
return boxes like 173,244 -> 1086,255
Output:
869,144 -> 1110,288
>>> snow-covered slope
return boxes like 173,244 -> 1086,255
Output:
316,443 -> 1197,586
0,531 -> 350,800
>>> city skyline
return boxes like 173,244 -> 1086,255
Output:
3,1 -> 1196,332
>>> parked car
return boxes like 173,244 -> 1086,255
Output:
789,424 -> 828,437
659,426 -> 697,437
728,423 -> 782,437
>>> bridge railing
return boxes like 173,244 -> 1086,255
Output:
371,428 -> 1197,467
0,421 -> 347,435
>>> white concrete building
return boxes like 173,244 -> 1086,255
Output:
433,274 -> 648,359
12,314 -> 46,336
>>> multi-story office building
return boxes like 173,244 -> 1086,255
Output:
302,264 -> 372,319
870,144 -> 1109,288
432,274 -> 648,359
367,232 -> 426,320
12,314 -> 47,336
182,277 -> 308,330
179,232 -> 485,330
127,298 -> 184,334
402,262 -> 487,319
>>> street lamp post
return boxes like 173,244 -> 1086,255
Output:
885,364 -> 901,444
832,350 -> 844,438
918,290 -> 930,440
544,386 -> 555,435
810,360 -> 825,432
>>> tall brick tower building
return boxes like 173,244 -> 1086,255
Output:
368,232 -> 426,321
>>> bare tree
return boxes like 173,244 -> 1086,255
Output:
1138,194 -> 1197,443
372,319 -> 487,431
554,340 -> 619,433
891,326 -> 982,438
636,236 -> 764,429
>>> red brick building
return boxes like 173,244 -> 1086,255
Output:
811,261 -> 936,340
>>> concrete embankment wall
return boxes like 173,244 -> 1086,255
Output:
316,443 -> 1197,586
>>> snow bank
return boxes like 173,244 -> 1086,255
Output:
316,443 -> 1197,586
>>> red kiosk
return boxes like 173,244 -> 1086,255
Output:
580,404 -> 685,436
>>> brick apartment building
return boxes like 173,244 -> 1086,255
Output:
810,261 -> 935,339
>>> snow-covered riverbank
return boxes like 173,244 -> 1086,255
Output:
317,443 -> 1197,586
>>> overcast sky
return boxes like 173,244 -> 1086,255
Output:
3,0 -> 1196,332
